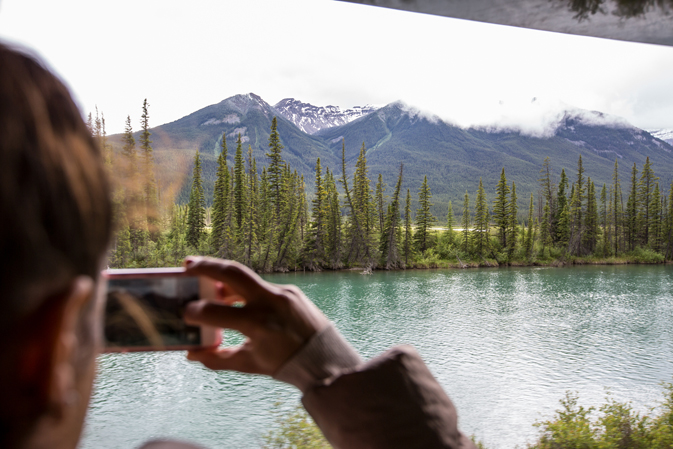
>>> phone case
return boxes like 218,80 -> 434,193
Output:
102,267 -> 223,353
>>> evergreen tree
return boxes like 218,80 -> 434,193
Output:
524,193 -> 535,257
540,200 -> 551,250
243,145 -> 258,267
583,178 -> 599,254
353,143 -> 373,234
507,182 -> 519,254
403,188 -> 413,267
186,150 -> 206,248
340,140 -> 372,265
375,174 -> 386,234
266,116 -> 285,216
473,178 -> 489,257
325,168 -> 343,268
493,168 -> 510,247
380,164 -> 403,268
445,200 -> 455,246
637,156 -> 658,246
234,134 -> 246,230
210,133 -> 229,255
626,163 -> 639,251
649,181 -> 662,252
600,183 -> 609,256
539,157 -> 555,239
666,182 -> 673,258
306,158 -> 328,269
122,115 -> 147,252
139,99 -> 159,240
612,160 -> 624,254
461,191 -> 470,254
414,175 -> 436,253
555,169 -> 569,245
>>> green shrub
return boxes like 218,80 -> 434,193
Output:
261,403 -> 330,449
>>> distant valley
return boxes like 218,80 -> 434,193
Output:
110,93 -> 673,217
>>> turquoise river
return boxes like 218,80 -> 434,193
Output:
81,264 -> 673,449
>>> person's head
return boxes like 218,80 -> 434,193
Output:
0,43 -> 113,448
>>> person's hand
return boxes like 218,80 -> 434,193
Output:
183,256 -> 329,376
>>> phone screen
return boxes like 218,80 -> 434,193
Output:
105,276 -> 202,349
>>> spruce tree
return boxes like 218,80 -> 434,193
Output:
186,150 -> 206,248
461,191 -> 470,254
139,99 -> 159,240
375,174 -> 386,234
637,156 -> 658,246
306,158 -> 328,268
649,181 -> 662,252
380,164 -> 403,269
493,168 -> 510,248
403,188 -> 413,267
524,193 -> 535,257
583,179 -> 599,254
414,175 -> 435,253
210,133 -> 229,254
626,163 -> 639,251
612,160 -> 624,254
340,140 -> 372,264
325,168 -> 343,268
446,200 -> 455,246
266,117 -> 285,216
234,134 -> 246,230
508,182 -> 519,254
539,157 -> 555,239
555,169 -> 569,245
473,178 -> 489,257
600,183 -> 608,256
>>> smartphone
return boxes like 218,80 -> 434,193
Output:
102,267 -> 222,352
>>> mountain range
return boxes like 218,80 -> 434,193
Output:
110,93 -> 673,217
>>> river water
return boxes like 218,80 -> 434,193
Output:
80,265 -> 673,449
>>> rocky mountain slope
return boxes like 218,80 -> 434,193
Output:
110,93 -> 673,215
274,98 -> 378,134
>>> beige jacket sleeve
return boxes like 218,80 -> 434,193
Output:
274,324 -> 477,449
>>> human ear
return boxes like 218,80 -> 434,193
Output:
45,276 -> 95,421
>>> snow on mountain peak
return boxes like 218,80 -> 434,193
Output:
274,98 -> 380,134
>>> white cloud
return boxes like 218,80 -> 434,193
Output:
0,0 -> 672,135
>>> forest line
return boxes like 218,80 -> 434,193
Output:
91,103 -> 673,271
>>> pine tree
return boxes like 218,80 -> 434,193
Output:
524,193 -> 535,258
461,191 -> 470,254
666,182 -> 673,258
507,182 -> 519,254
306,158 -> 328,269
375,174 -> 386,234
649,181 -> 662,252
340,140 -> 372,265
186,150 -> 206,248
139,99 -> 159,240
403,188 -> 413,267
637,156 -> 658,246
583,179 -> 599,254
445,200 -> 455,246
414,175 -> 436,253
210,133 -> 229,255
234,134 -> 246,230
626,163 -> 639,251
612,160 -> 624,254
600,183 -> 609,256
539,157 -> 555,239
380,164 -> 403,269
243,145 -> 258,267
540,200 -> 551,250
266,116 -> 285,216
555,169 -> 569,246
121,115 -> 146,252
353,143 -> 372,234
325,168 -> 343,268
473,178 -> 489,257
493,168 -> 510,248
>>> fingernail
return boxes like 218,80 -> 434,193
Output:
184,257 -> 196,266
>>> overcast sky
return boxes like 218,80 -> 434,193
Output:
1,0 -> 672,136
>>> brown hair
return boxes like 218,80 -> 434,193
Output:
0,43 -> 113,445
